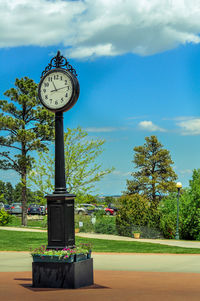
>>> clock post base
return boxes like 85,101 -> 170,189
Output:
32,259 -> 94,289
46,193 -> 76,249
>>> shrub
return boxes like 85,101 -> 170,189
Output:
116,194 -> 150,237
75,214 -> 94,233
94,216 -> 117,235
0,209 -> 11,225
159,194 -> 177,239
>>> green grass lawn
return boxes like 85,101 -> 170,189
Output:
1,229 -> 200,254
7,215 -> 47,229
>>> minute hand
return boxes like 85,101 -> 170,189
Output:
51,86 -> 69,92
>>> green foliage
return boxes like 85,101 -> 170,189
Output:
0,180 -> 14,204
94,216 -> 117,234
0,77 -> 54,172
0,209 -> 11,225
179,169 -> 200,240
75,214 -> 94,233
116,194 -> 150,236
13,182 -> 35,204
31,243 -> 91,258
75,192 -> 98,204
126,136 -> 177,207
160,169 -> 200,240
104,196 -> 116,206
41,215 -> 47,228
159,193 -> 177,238
0,77 -> 54,226
75,214 -> 117,235
28,126 -> 114,195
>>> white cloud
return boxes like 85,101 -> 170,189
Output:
112,170 -> 132,177
138,120 -> 166,132
84,127 -> 117,133
177,118 -> 200,135
1,0 -> 200,58
163,116 -> 200,121
179,169 -> 192,175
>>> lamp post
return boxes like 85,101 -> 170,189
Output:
175,182 -> 182,240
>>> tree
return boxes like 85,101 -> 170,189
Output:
75,192 -> 98,205
0,180 -> 14,204
126,135 -> 177,209
179,169 -> 200,240
4,182 -> 14,204
160,170 -> 200,240
159,192 -> 177,239
28,126 -> 114,195
116,194 -> 150,237
0,77 -> 54,226
0,180 -> 5,197
104,196 -> 116,206
13,183 -> 35,205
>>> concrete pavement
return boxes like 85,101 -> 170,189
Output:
1,252 -> 200,273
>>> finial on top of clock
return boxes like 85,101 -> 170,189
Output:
41,50 -> 78,78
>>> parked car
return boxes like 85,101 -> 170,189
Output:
75,204 -> 96,215
27,204 -> 42,215
4,204 -> 11,212
104,207 -> 115,215
95,205 -> 105,211
105,204 -> 118,216
10,203 -> 22,214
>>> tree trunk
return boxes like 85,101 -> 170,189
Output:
21,171 -> 27,226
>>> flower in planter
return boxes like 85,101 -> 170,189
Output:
31,242 -> 92,263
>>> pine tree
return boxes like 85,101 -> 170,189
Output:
0,77 -> 54,226
126,135 -> 177,208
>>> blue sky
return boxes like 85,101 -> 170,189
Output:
1,0 -> 200,195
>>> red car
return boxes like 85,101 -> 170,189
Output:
104,205 -> 118,216
105,207 -> 115,215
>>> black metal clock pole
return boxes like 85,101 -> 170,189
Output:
46,109 -> 75,249
54,111 -> 67,194
42,51 -> 79,250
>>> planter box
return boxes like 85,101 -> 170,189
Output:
87,251 -> 92,259
75,253 -> 87,262
32,254 -> 74,263
32,258 -> 93,289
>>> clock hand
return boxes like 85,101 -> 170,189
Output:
52,81 -> 57,91
51,86 -> 69,92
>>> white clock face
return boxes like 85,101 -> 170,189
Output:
39,71 -> 73,110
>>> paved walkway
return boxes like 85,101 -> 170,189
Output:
1,252 -> 200,273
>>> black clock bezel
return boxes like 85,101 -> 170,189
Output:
38,68 -> 80,113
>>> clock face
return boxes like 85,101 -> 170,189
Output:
38,69 -> 74,111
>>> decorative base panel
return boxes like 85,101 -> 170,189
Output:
32,258 -> 93,289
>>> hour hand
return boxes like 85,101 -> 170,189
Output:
51,81 -> 57,91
